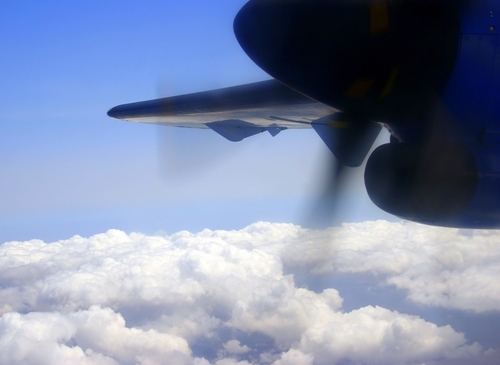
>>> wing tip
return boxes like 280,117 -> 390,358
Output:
106,100 -> 162,120
107,105 -> 121,119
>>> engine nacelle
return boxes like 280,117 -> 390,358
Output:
364,142 -> 500,228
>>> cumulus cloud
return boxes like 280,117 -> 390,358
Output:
0,307 -> 191,365
223,340 -> 250,354
243,221 -> 500,313
182,221 -> 500,313
0,222 -> 496,364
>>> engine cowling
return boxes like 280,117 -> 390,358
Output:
364,142 -> 490,227
234,0 -> 460,124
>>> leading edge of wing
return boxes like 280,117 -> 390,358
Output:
107,79 -> 336,130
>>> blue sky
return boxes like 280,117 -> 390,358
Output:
0,0 -> 392,243
1,2 -> 500,365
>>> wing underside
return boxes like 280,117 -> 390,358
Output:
107,79 -> 337,140
108,79 -> 381,165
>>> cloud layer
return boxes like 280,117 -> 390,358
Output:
0,221 -> 498,364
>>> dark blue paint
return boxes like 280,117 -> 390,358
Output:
420,1 -> 500,228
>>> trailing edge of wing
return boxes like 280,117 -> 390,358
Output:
107,79 -> 336,130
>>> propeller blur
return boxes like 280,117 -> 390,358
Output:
108,0 -> 500,229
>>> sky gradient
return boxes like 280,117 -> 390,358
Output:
0,0 -> 393,243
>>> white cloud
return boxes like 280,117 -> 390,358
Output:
222,221 -> 500,313
0,310 -> 117,365
298,306 -> 479,365
0,306 -> 192,365
271,349 -> 313,365
0,222 -> 496,364
223,340 -> 250,354
71,306 -> 192,365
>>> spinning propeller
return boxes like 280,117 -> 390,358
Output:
109,0 -> 484,227
232,0 -> 460,222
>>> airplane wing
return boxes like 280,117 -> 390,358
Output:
107,79 -> 337,142
108,79 -> 381,166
